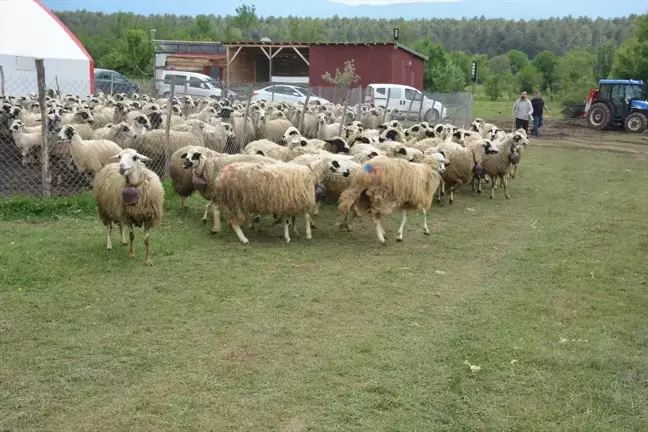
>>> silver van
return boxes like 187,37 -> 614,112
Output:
157,71 -> 226,99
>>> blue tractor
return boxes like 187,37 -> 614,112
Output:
564,79 -> 648,133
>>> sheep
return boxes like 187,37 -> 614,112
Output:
91,121 -> 138,146
378,126 -> 405,143
436,139 -> 500,205
211,157 -> 351,244
57,124 -> 123,176
169,145 -> 221,212
183,150 -> 278,232
130,128 -> 203,162
9,119 -> 43,165
191,121 -> 236,153
255,109 -> 294,143
93,148 -> 164,266
338,153 -> 447,244
243,139 -> 321,162
316,113 -> 344,140
479,131 -> 530,199
291,136 -> 351,154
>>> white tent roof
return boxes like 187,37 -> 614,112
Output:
0,0 -> 92,61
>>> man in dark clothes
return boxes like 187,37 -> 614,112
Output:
531,91 -> 550,137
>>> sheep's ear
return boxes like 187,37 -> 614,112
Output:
109,154 -> 120,160
397,148 -> 407,155
256,151 -> 265,156
180,153 -> 188,159
137,154 -> 151,162
369,151 -> 379,158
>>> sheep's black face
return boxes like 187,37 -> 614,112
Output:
300,139 -> 308,147
219,107 -> 233,119
368,151 -> 379,159
386,129 -> 398,141
397,148 -> 407,156
425,130 -> 436,138
148,112 -> 163,129
435,125 -> 444,134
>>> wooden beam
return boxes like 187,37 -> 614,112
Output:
293,47 -> 310,66
227,46 -> 243,65
259,46 -> 271,59
271,47 -> 284,58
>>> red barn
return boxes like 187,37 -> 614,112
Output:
223,41 -> 427,91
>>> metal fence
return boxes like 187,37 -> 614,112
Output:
0,65 -> 474,198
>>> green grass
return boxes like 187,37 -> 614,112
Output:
1,146 -> 648,431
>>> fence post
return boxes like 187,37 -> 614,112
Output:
339,100 -> 348,137
381,89 -> 391,124
164,75 -> 176,178
55,76 -> 61,101
35,60 -> 51,198
417,95 -> 425,122
404,94 -> 416,125
110,75 -> 114,95
299,95 -> 311,135
466,92 -> 473,129
240,88 -> 253,153
0,66 -> 5,97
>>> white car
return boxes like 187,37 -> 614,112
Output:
158,71 -> 237,99
251,85 -> 330,104
365,83 -> 447,124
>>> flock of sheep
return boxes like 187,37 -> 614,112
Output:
0,90 -> 531,266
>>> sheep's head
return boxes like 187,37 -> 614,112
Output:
423,151 -> 447,173
488,126 -> 501,141
379,127 -> 401,143
131,93 -> 140,101
75,109 -> 95,124
115,122 -> 137,139
513,131 -> 530,147
9,106 -> 23,119
114,93 -> 126,102
452,130 -> 467,146
9,119 -> 24,133
133,114 -> 151,132
148,112 -> 163,129
280,127 -> 301,145
482,139 -> 499,155
171,105 -> 182,116
58,124 -> 78,142
130,101 -> 142,110
111,149 -> 151,176
221,122 -> 236,139
180,149 -> 203,169
321,158 -> 351,178
219,107 -> 234,119
324,137 -> 351,154
395,147 -> 424,163
470,121 -> 482,133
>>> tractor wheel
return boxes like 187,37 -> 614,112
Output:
587,103 -> 611,130
624,112 -> 648,133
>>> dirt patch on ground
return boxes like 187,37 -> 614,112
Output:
490,119 -> 648,157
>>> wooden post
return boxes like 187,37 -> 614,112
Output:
404,94 -> 416,125
299,95 -> 311,134
239,88 -> 253,153
164,75 -> 176,178
0,66 -> 5,97
339,102 -> 348,137
35,60 -> 50,198
382,88 -> 391,123
55,76 -> 61,101
417,94 -> 425,122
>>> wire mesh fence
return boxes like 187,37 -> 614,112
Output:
0,64 -> 475,198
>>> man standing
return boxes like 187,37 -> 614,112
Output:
531,90 -> 549,137
512,91 -> 534,133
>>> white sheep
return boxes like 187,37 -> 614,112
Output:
57,124 -> 123,176
9,119 -> 43,165
212,157 -> 351,244
93,148 -> 164,266
338,153 -> 447,244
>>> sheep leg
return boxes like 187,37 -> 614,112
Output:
127,224 -> 136,259
340,211 -> 356,232
422,209 -> 430,236
211,203 -> 221,233
143,228 -> 152,267
313,202 -> 320,216
105,223 -> 113,250
180,196 -> 188,214
291,216 -> 300,235
449,185 -> 457,204
118,222 -> 127,245
502,175 -> 510,199
436,183 -> 443,205
305,213 -> 313,240
373,216 -> 387,245
489,177 -> 497,199
284,218 -> 292,243
510,164 -> 518,179
396,210 -> 407,242
201,202 -> 211,225
232,223 -> 249,245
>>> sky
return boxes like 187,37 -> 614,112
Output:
41,0 -> 647,19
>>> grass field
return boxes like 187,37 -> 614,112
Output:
472,98 -> 563,122
2,143 -> 648,431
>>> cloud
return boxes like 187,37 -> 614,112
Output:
328,0 -> 461,5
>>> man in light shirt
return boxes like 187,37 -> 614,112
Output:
512,91 -> 534,134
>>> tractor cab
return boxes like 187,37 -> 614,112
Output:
584,79 -> 648,132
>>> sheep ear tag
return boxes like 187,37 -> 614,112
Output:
122,187 -> 140,205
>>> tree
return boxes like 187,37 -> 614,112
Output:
322,59 -> 361,89
489,55 -> 511,76
595,39 -> 616,81
484,74 -> 504,101
516,64 -> 543,92
102,29 -> 154,77
556,49 -> 597,104
532,50 -> 558,91
506,50 -> 529,75
448,51 -> 472,88
232,3 -> 258,39
611,14 -> 648,83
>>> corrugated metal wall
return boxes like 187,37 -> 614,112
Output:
309,45 -> 424,90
